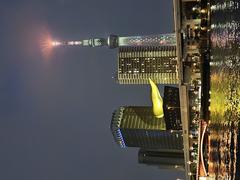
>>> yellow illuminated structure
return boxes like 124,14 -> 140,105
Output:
149,78 -> 164,118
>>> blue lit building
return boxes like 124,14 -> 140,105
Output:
110,106 -> 183,150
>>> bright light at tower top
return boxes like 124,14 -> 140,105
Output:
67,41 -> 82,45
48,34 -> 176,50
50,40 -> 83,47
51,41 -> 62,47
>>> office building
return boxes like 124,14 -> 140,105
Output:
163,86 -> 182,130
117,46 -> 178,84
138,148 -> 185,170
111,106 -> 183,150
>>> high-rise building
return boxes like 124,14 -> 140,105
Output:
117,46 -> 178,84
56,33 -> 178,85
163,86 -> 182,130
111,106 -> 183,150
138,149 -> 185,170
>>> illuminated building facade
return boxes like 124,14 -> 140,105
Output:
111,106 -> 183,150
54,33 -> 178,85
117,46 -> 178,84
116,34 -> 178,84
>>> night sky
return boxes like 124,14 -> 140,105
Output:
1,0 -> 184,179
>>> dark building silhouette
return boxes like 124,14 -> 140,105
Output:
163,86 -> 182,130
138,148 -> 185,170
111,106 -> 183,150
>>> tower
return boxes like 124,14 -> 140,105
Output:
117,34 -> 178,84
52,34 -> 178,84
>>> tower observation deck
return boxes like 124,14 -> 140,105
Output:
54,34 -> 176,48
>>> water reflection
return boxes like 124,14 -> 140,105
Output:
210,0 -> 240,179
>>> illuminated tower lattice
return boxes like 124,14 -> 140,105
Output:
117,34 -> 178,84
52,33 -> 178,85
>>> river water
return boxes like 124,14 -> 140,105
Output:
209,0 -> 240,179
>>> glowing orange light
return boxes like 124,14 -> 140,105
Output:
51,41 -> 62,46
39,32 -> 57,59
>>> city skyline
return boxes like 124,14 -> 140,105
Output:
1,1 -> 184,180
1,0 -> 239,179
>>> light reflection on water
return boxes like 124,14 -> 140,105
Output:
210,0 -> 240,179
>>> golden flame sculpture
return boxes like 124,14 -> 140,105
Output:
149,78 -> 164,118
